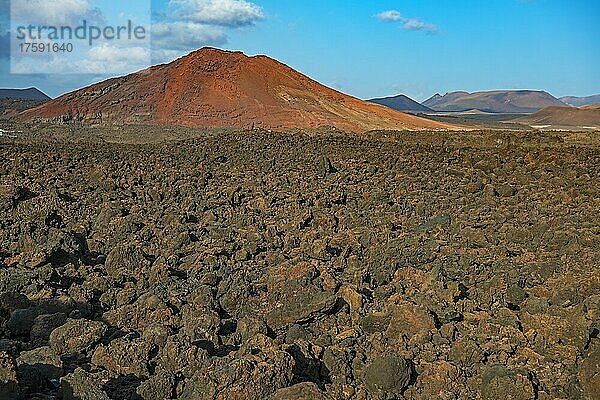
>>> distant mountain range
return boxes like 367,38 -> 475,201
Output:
368,94 -> 433,113
369,90 -> 600,129
368,90 -> 578,115
422,90 -> 567,113
0,88 -> 51,101
559,95 -> 600,107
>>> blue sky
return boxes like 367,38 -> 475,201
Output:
1,0 -> 599,101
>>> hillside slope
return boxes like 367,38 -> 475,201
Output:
516,105 -> 600,127
23,48 -> 457,132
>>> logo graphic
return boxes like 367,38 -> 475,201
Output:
10,0 -> 151,74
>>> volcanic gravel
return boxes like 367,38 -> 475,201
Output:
0,128 -> 599,399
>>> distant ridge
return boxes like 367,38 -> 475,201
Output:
423,92 -> 469,109
422,90 -> 567,113
515,105 -> 600,127
580,104 -> 600,110
559,95 -> 600,107
368,94 -> 433,113
0,88 -> 51,101
22,48 -> 459,132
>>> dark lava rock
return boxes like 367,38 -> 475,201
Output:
180,350 -> 294,400
153,333 -> 208,379
448,339 -> 484,368
579,350 -> 600,400
60,368 -> 109,400
30,313 -> 68,346
360,312 -> 391,334
0,270 -> 31,295
270,382 -> 332,400
136,368 -> 175,400
480,365 -> 535,400
495,184 -> 517,197
181,306 -> 221,348
16,346 -> 63,394
506,285 -> 527,308
285,341 -> 323,385
0,351 -> 19,400
49,319 -> 107,354
284,324 -> 310,344
266,281 -> 337,331
91,337 -> 154,378
363,355 -> 413,396
318,155 -> 337,178
5,308 -> 40,337
104,243 -> 149,279
322,346 -> 352,385
103,292 -> 174,332
0,292 -> 31,313
236,317 -> 269,343
415,214 -> 451,233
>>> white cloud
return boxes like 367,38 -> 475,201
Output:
10,0 -> 104,26
152,21 -> 226,51
6,0 -> 265,76
376,10 -> 438,34
376,10 -> 403,22
80,43 -> 150,73
151,49 -> 186,64
11,43 -> 151,74
169,0 -> 264,27
151,21 -> 227,62
149,0 -> 263,63
402,19 -> 438,33
86,43 -> 148,62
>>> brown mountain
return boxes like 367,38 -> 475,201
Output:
22,48 -> 456,132
422,90 -> 567,113
0,88 -> 50,101
368,94 -> 433,113
559,95 -> 600,107
422,91 -> 469,109
515,105 -> 600,127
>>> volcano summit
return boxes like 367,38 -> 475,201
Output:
23,48 -> 456,132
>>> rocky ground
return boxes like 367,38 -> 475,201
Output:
0,126 -> 599,399
0,100 -> 46,121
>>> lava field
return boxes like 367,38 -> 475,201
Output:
0,127 -> 599,399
